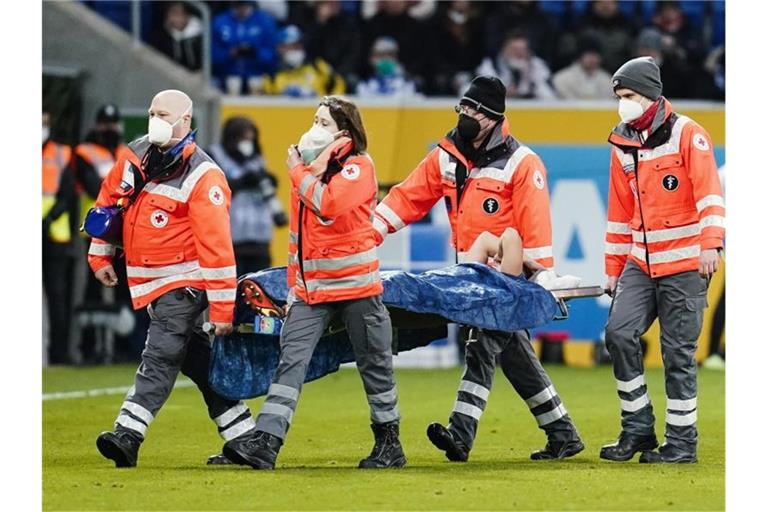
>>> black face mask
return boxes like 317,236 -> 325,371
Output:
457,114 -> 481,140
97,129 -> 121,150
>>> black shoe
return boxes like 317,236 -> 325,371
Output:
96,430 -> 142,468
223,430 -> 282,470
530,438 -> 585,460
639,443 -> 697,464
599,432 -> 658,462
206,453 -> 235,465
426,422 -> 469,462
359,421 -> 407,468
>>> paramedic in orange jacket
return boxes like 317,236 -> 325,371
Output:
599,57 -> 724,464
223,96 -> 405,470
374,76 -> 583,462
90,90 -> 257,468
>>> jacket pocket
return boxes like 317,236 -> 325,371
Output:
659,209 -> 699,229
147,195 -> 179,213
138,248 -> 186,266
474,180 -> 504,193
650,153 -> 683,171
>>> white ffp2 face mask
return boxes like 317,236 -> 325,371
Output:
148,105 -> 190,147
42,126 -> 50,143
237,139 -> 255,158
298,124 -> 335,164
618,98 -> 645,123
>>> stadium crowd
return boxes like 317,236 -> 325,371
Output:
84,0 -> 726,100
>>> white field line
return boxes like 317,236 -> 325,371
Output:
42,379 -> 195,401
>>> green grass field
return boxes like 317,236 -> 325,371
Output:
43,365 -> 724,511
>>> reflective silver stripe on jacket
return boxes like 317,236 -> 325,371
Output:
302,248 -> 377,273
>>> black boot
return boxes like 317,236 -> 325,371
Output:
96,429 -> 142,468
530,437 -> 585,460
426,422 -> 469,462
223,430 -> 282,470
639,443 -> 697,464
600,432 -> 658,461
206,453 -> 235,465
359,421 -> 407,468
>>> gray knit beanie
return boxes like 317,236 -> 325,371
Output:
611,56 -> 663,100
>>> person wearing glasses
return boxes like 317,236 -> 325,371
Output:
223,96 -> 405,470
373,76 -> 584,462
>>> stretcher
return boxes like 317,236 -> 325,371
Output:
208,264 -> 604,400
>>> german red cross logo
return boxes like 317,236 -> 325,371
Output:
150,209 -> 168,228
209,185 -> 224,205
341,164 -> 361,180
533,170 -> 545,190
693,133 -> 710,151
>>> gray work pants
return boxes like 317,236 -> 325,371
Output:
448,329 -> 580,450
605,260 -> 707,451
254,295 -> 398,441
113,288 -> 256,443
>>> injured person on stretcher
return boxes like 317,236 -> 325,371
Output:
466,228 -> 582,291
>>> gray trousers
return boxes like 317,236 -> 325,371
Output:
448,329 -> 580,450
113,288 -> 256,443
605,260 -> 707,451
254,295 -> 398,441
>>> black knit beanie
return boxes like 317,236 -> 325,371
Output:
612,56 -> 663,100
459,76 -> 506,120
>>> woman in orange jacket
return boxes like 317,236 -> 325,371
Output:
223,96 -> 405,470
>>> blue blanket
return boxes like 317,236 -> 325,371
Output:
209,263 -> 558,400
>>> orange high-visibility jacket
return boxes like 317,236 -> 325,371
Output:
42,140 -> 73,243
374,119 -> 554,268
87,136 -> 238,323
287,137 -> 382,305
605,98 -> 725,278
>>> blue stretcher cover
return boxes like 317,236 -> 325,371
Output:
209,263 -> 558,400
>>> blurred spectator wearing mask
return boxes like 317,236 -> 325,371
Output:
69,104 -> 133,363
42,109 -> 77,365
212,1 -> 280,95
432,1 -> 485,95
552,37 -> 614,100
208,117 -> 288,275
362,0 -> 435,92
356,37 -> 419,98
558,0 -> 634,74
476,31 -> 557,100
149,2 -> 203,72
261,25 -> 345,98
483,0 -> 557,66
299,1 -> 362,91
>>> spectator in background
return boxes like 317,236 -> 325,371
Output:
212,1 -> 280,95
300,1 -> 362,91
634,28 -> 689,99
208,117 -> 288,275
483,0 -> 557,66
431,1 -> 485,96
262,25 -> 345,98
703,46 -> 725,101
558,0 -> 635,74
356,37 -> 419,98
362,0 -> 434,92
652,1 -> 706,67
42,109 -> 76,365
149,2 -> 203,72
476,32 -> 557,100
552,37 -> 614,100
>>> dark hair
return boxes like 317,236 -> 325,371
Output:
221,116 -> 261,156
319,95 -> 367,153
